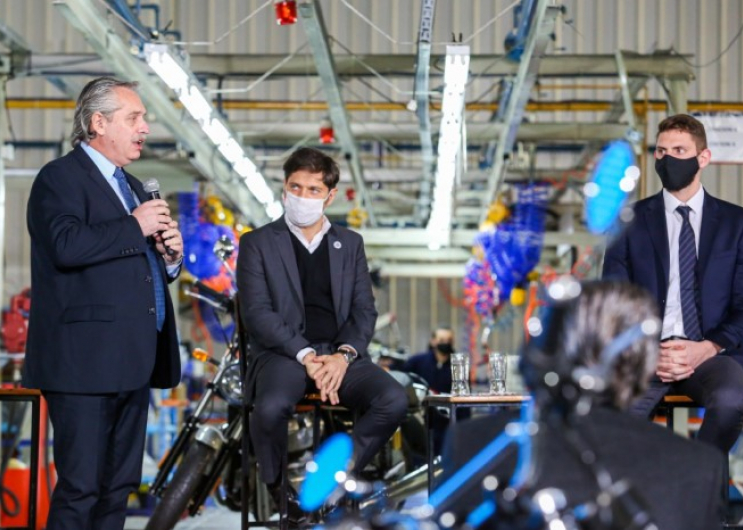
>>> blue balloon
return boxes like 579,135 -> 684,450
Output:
184,223 -> 222,279
586,140 -> 636,234
299,433 -> 354,511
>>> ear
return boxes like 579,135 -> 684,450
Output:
324,188 -> 338,209
698,147 -> 712,169
89,111 -> 107,137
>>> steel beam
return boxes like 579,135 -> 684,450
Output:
357,228 -> 601,249
667,79 -> 689,114
299,0 -> 376,226
53,0 -> 270,225
480,0 -> 560,223
412,0 -> 436,224
22,52 -> 696,80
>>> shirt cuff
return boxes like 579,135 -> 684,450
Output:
296,347 -> 316,364
337,344 -> 357,354
165,259 -> 182,278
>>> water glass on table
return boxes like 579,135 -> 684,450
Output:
488,351 -> 508,395
450,352 -> 470,396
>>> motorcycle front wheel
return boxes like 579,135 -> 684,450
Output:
145,441 -> 217,530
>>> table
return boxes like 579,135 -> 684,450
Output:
424,393 -> 529,493
0,388 -> 41,530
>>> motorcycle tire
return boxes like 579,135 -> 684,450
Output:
145,442 -> 217,530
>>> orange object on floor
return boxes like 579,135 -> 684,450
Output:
1,462 -> 55,529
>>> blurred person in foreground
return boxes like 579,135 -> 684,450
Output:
23,77 -> 183,530
442,281 -> 723,530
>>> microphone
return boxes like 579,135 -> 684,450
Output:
142,178 -> 176,257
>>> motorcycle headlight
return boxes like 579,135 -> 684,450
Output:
216,362 -> 244,407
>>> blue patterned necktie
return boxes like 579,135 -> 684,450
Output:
113,167 -> 166,331
676,205 -> 702,341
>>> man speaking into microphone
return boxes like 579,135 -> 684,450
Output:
23,77 -> 183,530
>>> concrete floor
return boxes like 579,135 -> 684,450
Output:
124,506 -> 248,529
123,491 -> 429,529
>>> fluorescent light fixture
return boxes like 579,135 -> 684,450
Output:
143,43 -> 281,219
179,85 -> 212,123
218,138 -> 244,165
233,157 -> 258,179
145,45 -> 189,91
425,45 -> 470,248
202,118 -> 231,146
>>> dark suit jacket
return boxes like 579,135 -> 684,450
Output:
442,408 -> 723,530
403,349 -> 451,393
237,218 -> 378,398
603,191 -> 743,355
23,146 -> 181,393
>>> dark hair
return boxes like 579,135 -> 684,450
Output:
283,147 -> 340,190
431,325 -> 453,338
542,281 -> 660,409
71,77 -> 139,147
657,114 -> 708,152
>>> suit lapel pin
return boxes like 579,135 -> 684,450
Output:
333,241 -> 342,249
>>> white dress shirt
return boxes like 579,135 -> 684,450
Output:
284,215 -> 331,253
662,187 -> 704,339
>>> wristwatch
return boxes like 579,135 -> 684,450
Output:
338,346 -> 358,365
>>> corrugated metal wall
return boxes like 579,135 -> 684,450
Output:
0,0 -> 741,353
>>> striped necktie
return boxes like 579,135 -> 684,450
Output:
676,205 -> 702,341
113,167 -> 166,331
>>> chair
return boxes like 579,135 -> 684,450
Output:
656,394 -> 733,524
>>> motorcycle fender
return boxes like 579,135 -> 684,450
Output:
194,425 -> 226,452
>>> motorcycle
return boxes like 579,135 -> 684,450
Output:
145,236 -> 430,529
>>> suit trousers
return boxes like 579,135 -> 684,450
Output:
250,355 -> 408,484
631,355 -> 743,453
43,386 -> 149,530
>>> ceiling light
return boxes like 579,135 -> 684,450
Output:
144,43 -> 280,219
425,45 -> 470,249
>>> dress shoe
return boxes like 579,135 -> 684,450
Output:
268,482 -> 308,526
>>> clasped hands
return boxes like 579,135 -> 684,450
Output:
302,352 -> 348,405
656,339 -> 718,382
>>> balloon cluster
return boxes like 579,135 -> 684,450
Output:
478,183 -> 549,301
178,191 -> 248,342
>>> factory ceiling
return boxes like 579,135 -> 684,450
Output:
0,0 -> 700,275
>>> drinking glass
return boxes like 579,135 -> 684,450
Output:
488,351 -> 508,395
450,352 -> 470,396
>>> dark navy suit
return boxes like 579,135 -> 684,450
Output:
237,218 -> 406,484
23,145 -> 181,530
403,349 -> 452,394
603,190 -> 743,452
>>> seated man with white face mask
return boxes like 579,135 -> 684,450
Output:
237,147 -> 408,526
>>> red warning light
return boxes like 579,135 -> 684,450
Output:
275,1 -> 297,25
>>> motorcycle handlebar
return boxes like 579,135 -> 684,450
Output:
185,281 -> 235,314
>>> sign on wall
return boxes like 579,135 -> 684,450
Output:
693,112 -> 743,164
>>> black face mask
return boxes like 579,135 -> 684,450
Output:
435,343 -> 454,355
655,155 -> 700,192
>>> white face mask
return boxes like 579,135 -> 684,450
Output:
283,192 -> 329,227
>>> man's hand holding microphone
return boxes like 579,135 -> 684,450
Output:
132,178 -> 183,264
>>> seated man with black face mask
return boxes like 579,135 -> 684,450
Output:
603,114 -> 743,457
403,326 -> 465,454
403,326 -> 455,394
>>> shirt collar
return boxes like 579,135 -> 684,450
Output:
284,215 -> 331,245
80,142 -> 117,180
663,186 -> 705,216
